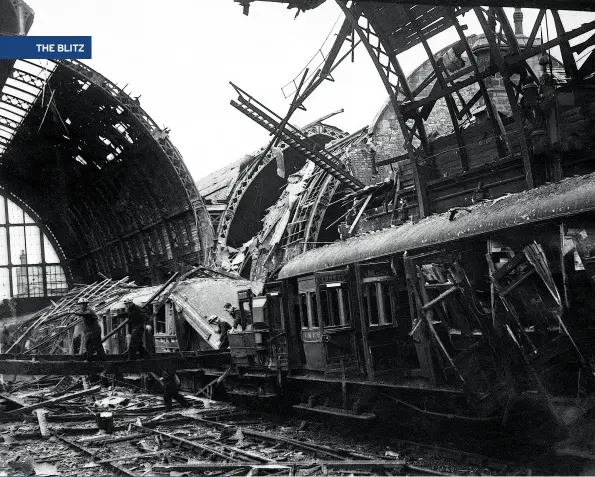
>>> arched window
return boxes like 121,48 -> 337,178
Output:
0,194 -> 69,299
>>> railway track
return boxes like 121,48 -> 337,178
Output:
0,391 -> 540,476
0,377 -> 571,476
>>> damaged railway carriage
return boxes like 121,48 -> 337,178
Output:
223,173 -> 595,432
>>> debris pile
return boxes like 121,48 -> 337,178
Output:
2,277 -> 143,357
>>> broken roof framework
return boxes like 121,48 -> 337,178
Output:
0,54 -> 214,285
211,120 -> 348,252
217,116 -> 346,253
241,1 -> 595,223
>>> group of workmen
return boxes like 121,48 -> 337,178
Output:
74,297 -> 188,412
72,298 -> 247,411
73,297 -> 150,361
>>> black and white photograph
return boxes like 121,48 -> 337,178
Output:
0,1 -> 595,475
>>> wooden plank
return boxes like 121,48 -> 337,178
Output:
421,286 -> 459,311
500,269 -> 536,297
293,403 -> 376,420
2,385 -> 100,416
0,391 -> 27,408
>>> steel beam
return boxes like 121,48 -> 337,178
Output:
474,7 -> 534,188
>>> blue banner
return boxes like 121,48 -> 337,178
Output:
0,36 -> 91,59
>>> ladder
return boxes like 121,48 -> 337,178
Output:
230,84 -> 364,190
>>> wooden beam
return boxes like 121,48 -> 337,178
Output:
572,32 -> 595,54
456,89 -> 482,120
1,385 -> 101,416
337,1 -> 430,217
411,70 -> 437,97
508,19 -> 595,67
577,49 -> 595,80
0,353 -> 228,376
493,7 -> 538,83
421,286 -> 459,311
101,318 -> 128,343
406,8 -> 469,171
403,18 -> 595,115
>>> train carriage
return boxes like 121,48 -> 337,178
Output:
226,173 -> 595,431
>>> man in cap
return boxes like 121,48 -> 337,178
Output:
210,316 -> 231,349
223,303 -> 242,331
124,298 -> 150,360
75,298 -> 106,360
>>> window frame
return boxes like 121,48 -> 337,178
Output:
362,276 -> 397,328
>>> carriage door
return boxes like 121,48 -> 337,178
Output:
297,275 -> 324,371
263,282 -> 288,369
108,305 -> 128,354
315,268 -> 360,376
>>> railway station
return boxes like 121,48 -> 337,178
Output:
1,0 -> 595,475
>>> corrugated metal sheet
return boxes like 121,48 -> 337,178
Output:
279,173 -> 595,279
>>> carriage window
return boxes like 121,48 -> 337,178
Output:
267,294 -> 284,330
155,308 -> 166,334
299,293 -> 308,328
309,292 -> 319,328
363,279 -> 395,327
319,289 -> 330,326
379,281 -> 394,325
321,284 -> 348,327
329,288 -> 341,326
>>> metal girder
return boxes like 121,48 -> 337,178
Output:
294,131 -> 366,254
232,86 -> 362,188
446,9 -> 508,159
551,10 -> 579,79
405,7 -> 468,171
337,0 -> 431,217
474,7 -> 534,188
1,91 -> 32,112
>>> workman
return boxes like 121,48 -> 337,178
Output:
123,298 -> 150,360
217,318 -> 232,349
75,298 -> 106,360
223,302 -> 242,330
160,369 -> 190,412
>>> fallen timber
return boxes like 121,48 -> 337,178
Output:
1,385 -> 101,416
0,351 -> 229,375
